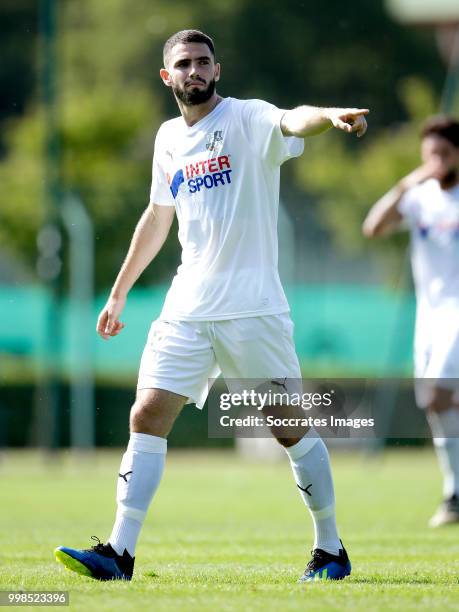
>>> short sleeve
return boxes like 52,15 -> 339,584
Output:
237,99 -> 304,166
149,131 -> 175,207
397,186 -> 420,227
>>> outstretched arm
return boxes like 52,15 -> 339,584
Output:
362,161 -> 441,238
96,203 -> 175,339
281,106 -> 369,138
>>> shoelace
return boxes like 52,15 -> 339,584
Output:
306,549 -> 329,572
86,535 -> 109,554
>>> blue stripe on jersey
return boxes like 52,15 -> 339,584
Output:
170,169 -> 184,199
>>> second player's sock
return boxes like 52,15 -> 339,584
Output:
285,428 -> 341,555
108,432 -> 167,557
427,408 -> 459,499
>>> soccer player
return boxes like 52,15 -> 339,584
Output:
363,116 -> 459,527
54,29 -> 368,581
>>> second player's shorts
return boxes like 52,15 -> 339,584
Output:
414,306 -> 459,407
137,313 -> 302,408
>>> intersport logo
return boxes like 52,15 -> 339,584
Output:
168,154 -> 233,198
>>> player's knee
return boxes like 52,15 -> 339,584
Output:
129,399 -> 175,437
426,391 -> 452,413
427,395 -> 450,412
274,435 -> 302,447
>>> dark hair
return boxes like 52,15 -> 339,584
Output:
421,115 -> 459,148
163,30 -> 215,66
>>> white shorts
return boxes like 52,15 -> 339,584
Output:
137,313 -> 302,408
414,315 -> 459,379
414,309 -> 459,407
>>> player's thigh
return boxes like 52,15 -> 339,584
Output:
138,319 -> 219,410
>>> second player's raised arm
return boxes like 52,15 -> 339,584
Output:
362,161 -> 442,238
362,186 -> 405,238
97,203 -> 175,339
281,106 -> 369,138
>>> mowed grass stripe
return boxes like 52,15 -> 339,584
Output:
1,449 -> 458,611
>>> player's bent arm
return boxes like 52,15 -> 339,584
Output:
362,185 -> 405,238
362,161 -> 440,238
96,203 -> 175,339
281,106 -> 369,138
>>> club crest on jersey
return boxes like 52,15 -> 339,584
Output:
206,130 -> 224,154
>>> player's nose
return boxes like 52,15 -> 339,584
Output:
189,63 -> 202,78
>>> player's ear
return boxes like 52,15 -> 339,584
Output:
160,68 -> 172,87
214,62 -> 221,83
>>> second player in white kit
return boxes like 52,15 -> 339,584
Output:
363,115 -> 459,527
398,178 -> 459,382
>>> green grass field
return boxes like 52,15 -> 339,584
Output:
1,448 -> 459,611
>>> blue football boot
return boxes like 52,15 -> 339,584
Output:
54,536 -> 134,581
299,542 -> 351,582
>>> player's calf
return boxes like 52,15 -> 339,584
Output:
55,389 -> 187,580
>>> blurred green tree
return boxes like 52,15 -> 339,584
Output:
0,0 -> 447,289
294,77 -> 441,275
0,0 -> 195,288
0,1 -> 38,135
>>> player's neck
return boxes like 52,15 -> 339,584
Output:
177,94 -> 223,127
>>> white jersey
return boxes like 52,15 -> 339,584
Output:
398,179 -> 459,379
149,97 -> 304,321
398,179 -> 459,313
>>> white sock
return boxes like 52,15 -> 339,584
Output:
285,428 -> 341,555
427,408 -> 459,499
108,432 -> 167,557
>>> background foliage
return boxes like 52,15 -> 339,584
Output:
0,0 -> 449,289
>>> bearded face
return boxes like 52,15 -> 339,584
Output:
172,77 -> 216,106
161,42 -> 221,109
